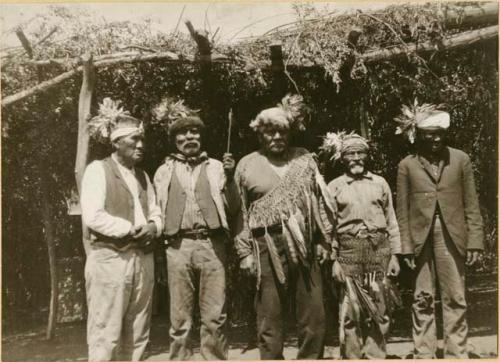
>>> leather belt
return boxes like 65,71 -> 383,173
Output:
166,228 -> 223,242
340,229 -> 386,239
251,224 -> 282,238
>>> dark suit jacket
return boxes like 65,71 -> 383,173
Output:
396,147 -> 484,256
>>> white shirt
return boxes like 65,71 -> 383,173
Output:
174,161 -> 207,230
81,154 -> 162,238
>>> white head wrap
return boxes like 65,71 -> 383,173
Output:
394,100 -> 449,143
416,111 -> 450,130
110,123 -> 144,142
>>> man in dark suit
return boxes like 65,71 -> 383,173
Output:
395,106 -> 484,358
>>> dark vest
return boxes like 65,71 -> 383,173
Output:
164,162 -> 221,235
90,157 -> 149,248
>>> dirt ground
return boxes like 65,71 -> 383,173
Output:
2,316 -> 497,361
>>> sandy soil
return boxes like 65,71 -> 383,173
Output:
2,317 -> 497,361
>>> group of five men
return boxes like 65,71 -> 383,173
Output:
81,95 -> 483,361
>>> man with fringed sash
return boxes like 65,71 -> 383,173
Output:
233,94 -> 335,360
321,131 -> 401,359
152,97 -> 238,360
81,98 -> 162,361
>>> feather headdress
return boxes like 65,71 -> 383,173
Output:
394,99 -> 444,144
152,96 -> 199,129
319,131 -> 346,161
279,94 -> 309,131
88,98 -> 131,144
319,131 -> 369,162
250,94 -> 309,132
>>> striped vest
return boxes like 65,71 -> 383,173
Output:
164,163 -> 221,235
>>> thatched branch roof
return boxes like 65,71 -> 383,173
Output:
1,2 -> 498,107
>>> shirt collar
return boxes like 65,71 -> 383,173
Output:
344,171 -> 374,184
168,151 -> 209,166
417,147 -> 450,166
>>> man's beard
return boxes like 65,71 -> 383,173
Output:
269,142 -> 286,153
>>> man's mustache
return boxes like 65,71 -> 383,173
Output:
181,140 -> 200,147
349,160 -> 364,166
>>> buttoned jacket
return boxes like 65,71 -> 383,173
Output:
396,147 -> 484,256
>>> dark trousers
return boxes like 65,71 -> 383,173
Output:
255,233 -> 326,360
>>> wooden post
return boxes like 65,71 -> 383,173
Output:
270,42 -> 287,101
15,27 -> 59,341
75,53 -> 95,255
347,27 -> 362,49
359,105 -> 370,139
15,27 -> 33,58
41,178 -> 58,340
343,27 -> 363,81
185,20 -> 212,63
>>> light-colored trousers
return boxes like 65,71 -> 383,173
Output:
412,216 -> 468,358
166,235 -> 228,360
85,246 -> 154,362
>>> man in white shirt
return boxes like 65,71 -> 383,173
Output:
81,99 -> 162,361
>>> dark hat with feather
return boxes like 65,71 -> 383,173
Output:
152,97 -> 203,136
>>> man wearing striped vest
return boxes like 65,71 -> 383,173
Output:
153,98 -> 237,360
81,98 -> 162,361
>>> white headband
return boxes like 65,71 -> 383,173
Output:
110,123 -> 144,142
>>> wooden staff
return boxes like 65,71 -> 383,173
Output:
226,108 -> 233,153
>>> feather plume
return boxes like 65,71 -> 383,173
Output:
264,230 -> 286,284
319,131 -> 346,161
349,277 -> 385,324
282,219 -> 299,265
152,96 -> 199,130
394,99 -> 444,143
278,94 -> 309,131
88,98 -> 131,143
287,214 -> 308,260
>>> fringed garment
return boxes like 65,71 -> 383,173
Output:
337,233 -> 402,352
234,148 -> 335,289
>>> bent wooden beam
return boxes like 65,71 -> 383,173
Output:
440,2 -> 499,30
360,24 -> 498,63
1,51 -> 222,107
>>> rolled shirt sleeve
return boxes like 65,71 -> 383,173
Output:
80,161 -> 133,238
